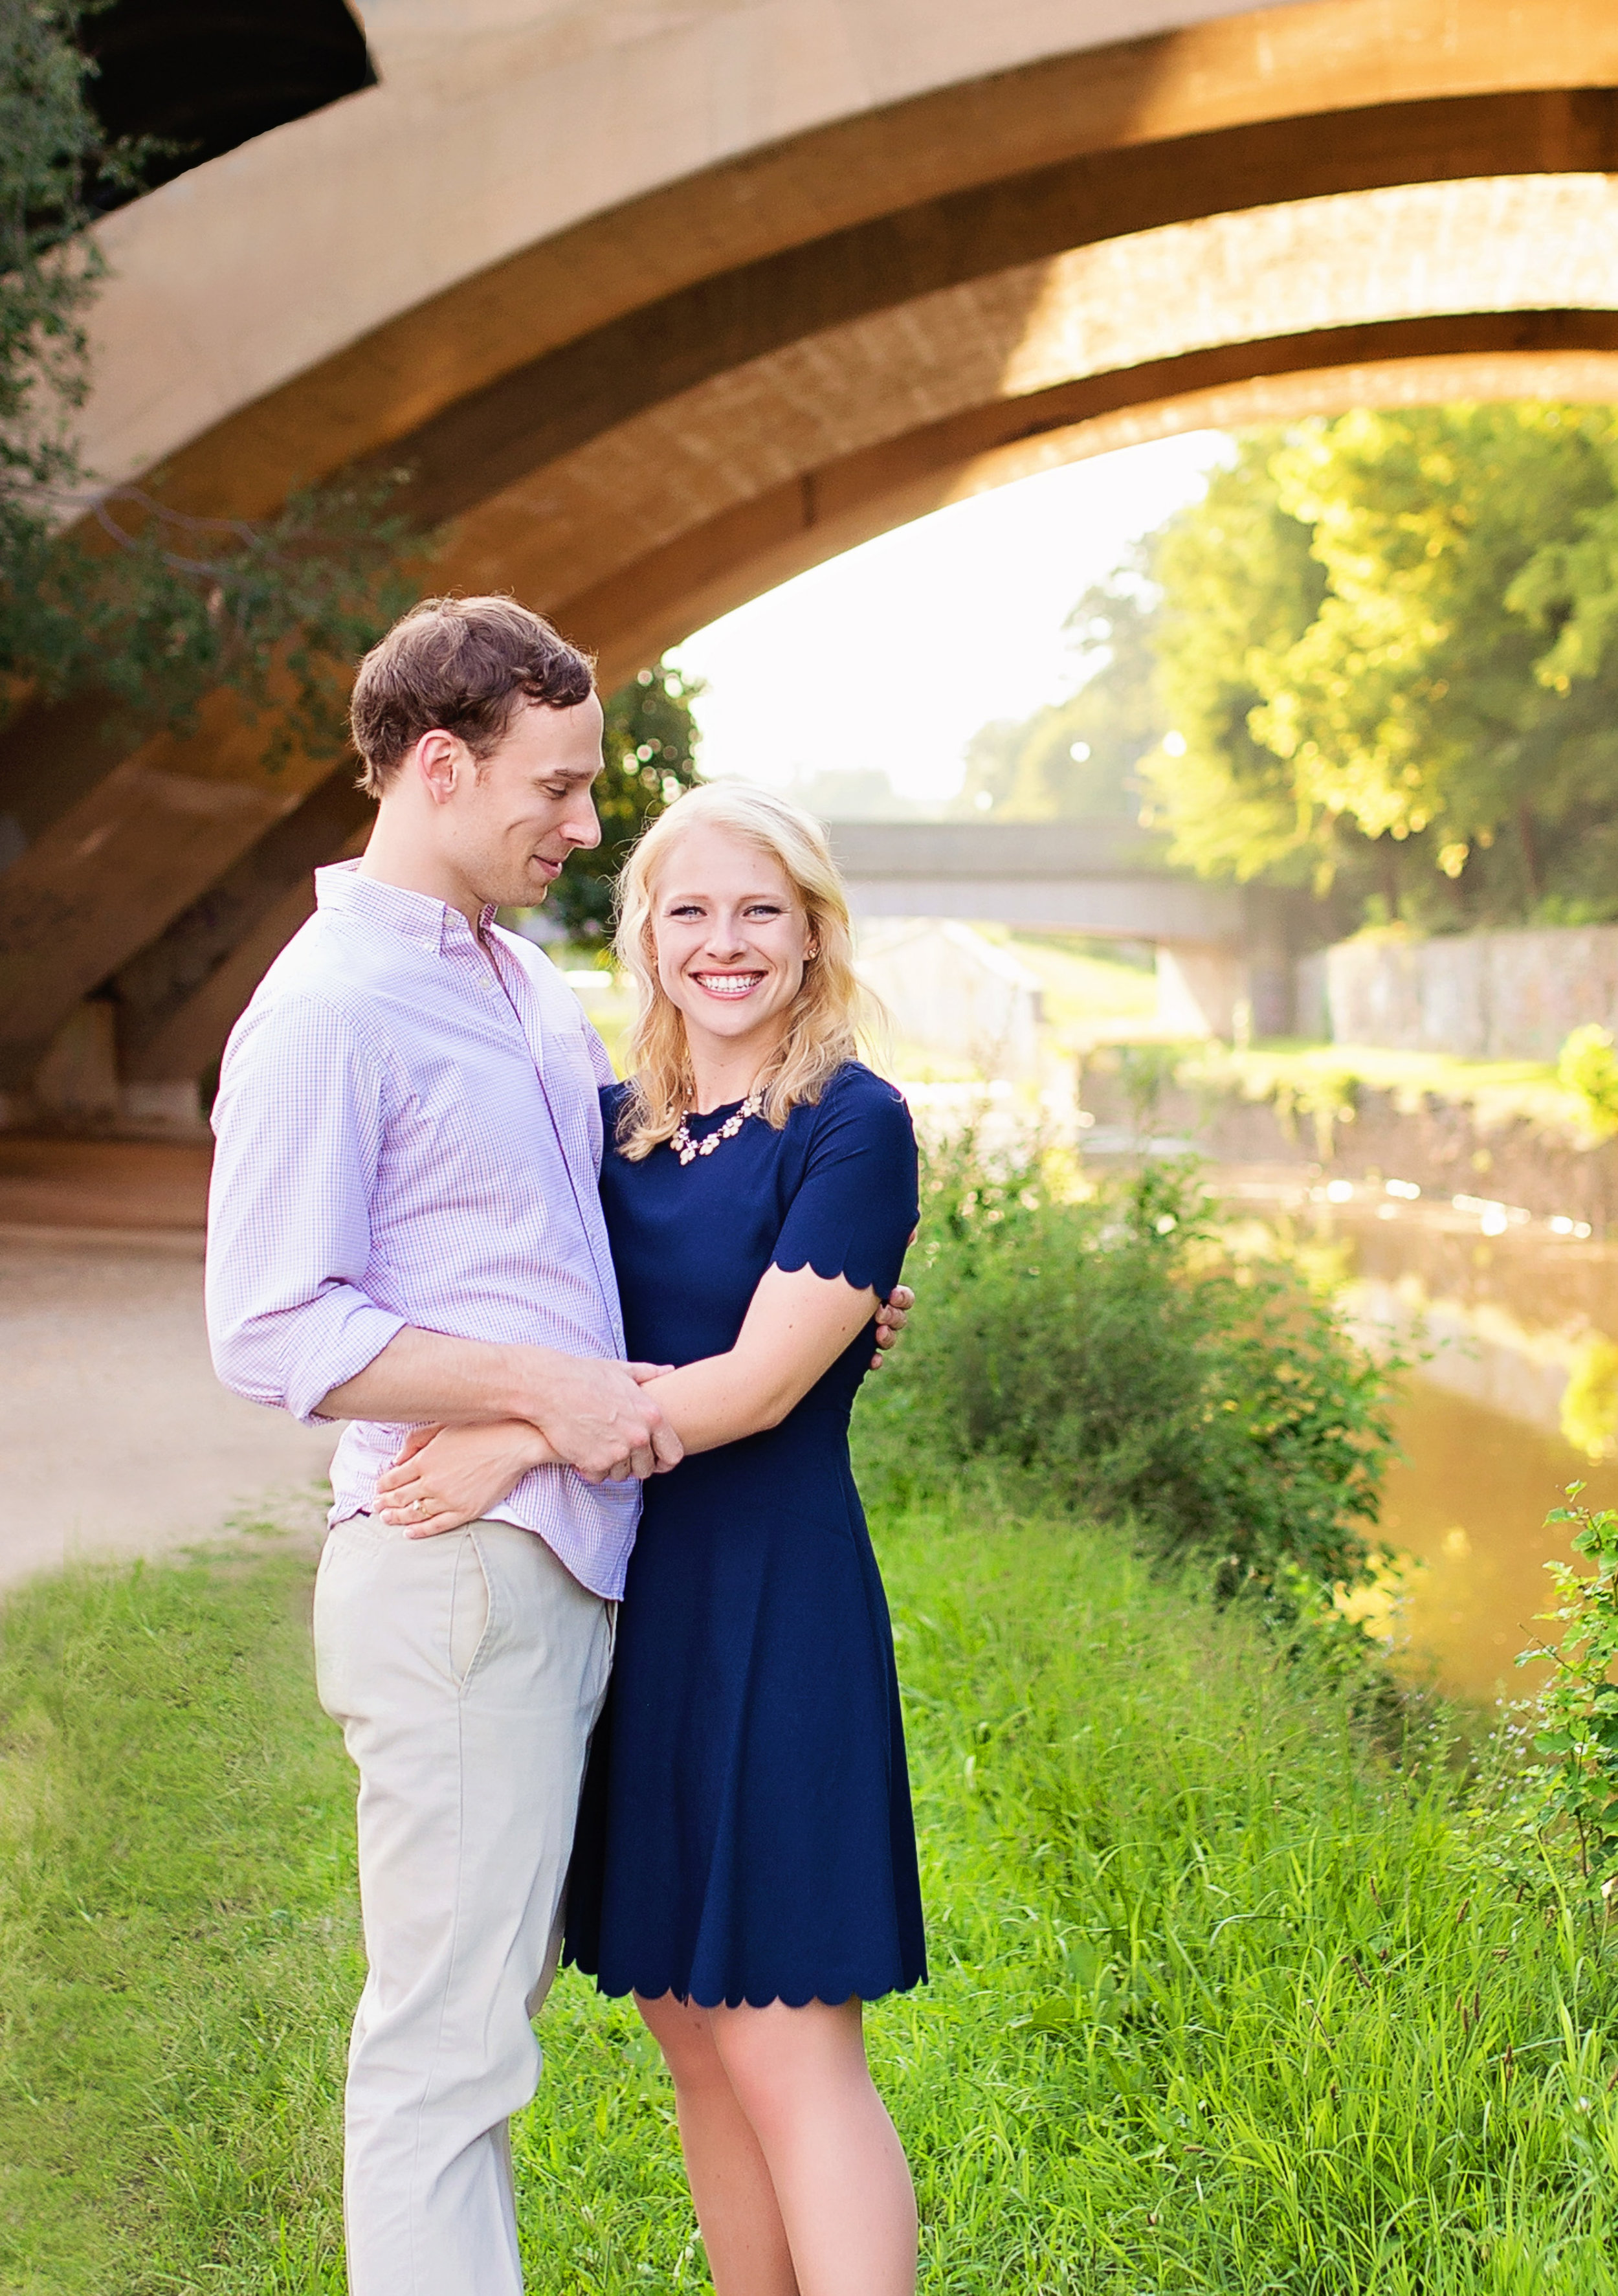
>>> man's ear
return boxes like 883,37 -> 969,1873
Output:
414,728 -> 463,807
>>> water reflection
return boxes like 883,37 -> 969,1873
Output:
1215,1166 -> 1617,1706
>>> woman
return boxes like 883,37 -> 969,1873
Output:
377,782 -> 925,2295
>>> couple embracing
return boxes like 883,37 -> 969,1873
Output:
206,596 -> 927,2295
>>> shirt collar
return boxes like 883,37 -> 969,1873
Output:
316,860 -> 499,955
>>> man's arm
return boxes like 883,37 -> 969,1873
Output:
206,993 -> 679,1481
320,1328 -> 680,1482
206,992 -> 407,1422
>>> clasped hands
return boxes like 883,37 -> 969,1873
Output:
375,1284 -> 914,1539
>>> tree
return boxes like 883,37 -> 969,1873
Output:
548,661 -> 704,940
0,0 -> 427,762
1138,438 -> 1331,886
953,568 -> 1164,822
1142,407 -> 1618,927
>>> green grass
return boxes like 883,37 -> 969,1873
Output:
3,1496 -> 1617,2291
1184,1040 -> 1593,1145
990,931 -> 1160,1046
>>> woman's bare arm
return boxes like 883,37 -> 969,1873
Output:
636,1262 -> 879,1455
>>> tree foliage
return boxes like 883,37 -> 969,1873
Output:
956,568 -> 1164,821
548,661 -> 704,939
1143,407 -> 1618,926
0,0 -> 427,760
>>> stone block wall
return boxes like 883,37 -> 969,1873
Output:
1300,927 -> 1618,1059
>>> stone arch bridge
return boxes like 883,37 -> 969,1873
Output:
3,0 -> 1616,1125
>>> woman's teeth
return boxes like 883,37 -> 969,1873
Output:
694,972 -> 764,998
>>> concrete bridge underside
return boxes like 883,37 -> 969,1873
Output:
4,0 -> 1618,1122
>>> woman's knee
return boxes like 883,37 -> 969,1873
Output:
636,1990 -> 729,2093
709,1998 -> 868,2135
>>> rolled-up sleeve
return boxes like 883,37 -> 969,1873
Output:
205,993 -> 406,1423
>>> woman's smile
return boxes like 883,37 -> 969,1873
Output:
691,968 -> 767,999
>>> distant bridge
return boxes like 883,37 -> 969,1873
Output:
826,821 -> 1240,943
826,822 -> 1313,1035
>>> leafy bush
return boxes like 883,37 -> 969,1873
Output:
1518,1485 -> 1618,1922
866,1145 -> 1396,1627
1558,1023 -> 1618,1141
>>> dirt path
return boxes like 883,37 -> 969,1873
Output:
1,1139 -> 335,1589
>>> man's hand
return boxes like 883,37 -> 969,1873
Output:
526,1354 -> 682,1482
870,1282 -> 915,1371
320,1328 -> 683,1484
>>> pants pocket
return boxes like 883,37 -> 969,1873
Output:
450,1533 -> 493,1687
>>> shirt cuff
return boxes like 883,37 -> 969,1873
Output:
281,1295 -> 409,1425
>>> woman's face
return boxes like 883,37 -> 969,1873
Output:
650,824 -> 815,1067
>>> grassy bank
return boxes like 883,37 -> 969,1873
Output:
3,1495 -> 1616,2292
1089,1036 -> 1606,1158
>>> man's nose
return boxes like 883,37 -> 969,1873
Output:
564,792 -> 602,851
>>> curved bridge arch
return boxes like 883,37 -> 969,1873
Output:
3,0 -> 1618,1117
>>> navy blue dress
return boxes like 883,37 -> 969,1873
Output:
562,1060 -> 927,2009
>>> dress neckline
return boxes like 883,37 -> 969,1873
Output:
683,1097 -> 747,1130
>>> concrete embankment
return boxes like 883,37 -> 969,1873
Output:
1081,1065 -> 1618,1234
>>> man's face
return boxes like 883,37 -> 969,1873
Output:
437,695 -> 604,911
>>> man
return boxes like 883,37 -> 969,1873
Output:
206,596 -> 908,2295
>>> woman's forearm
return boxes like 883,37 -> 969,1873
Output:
638,1354 -> 787,1456
639,1265 -> 880,1456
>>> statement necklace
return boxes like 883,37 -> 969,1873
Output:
670,1087 -> 764,1165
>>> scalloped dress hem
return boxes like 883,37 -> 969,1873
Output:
571,1965 -> 929,2011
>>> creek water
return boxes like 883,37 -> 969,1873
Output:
1214,1166 -> 1618,1708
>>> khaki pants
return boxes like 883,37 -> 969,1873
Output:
314,1517 -> 614,2296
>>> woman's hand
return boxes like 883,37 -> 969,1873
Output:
377,1420 -> 559,1539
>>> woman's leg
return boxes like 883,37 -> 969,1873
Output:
709,1998 -> 916,2296
635,1991 -> 800,2296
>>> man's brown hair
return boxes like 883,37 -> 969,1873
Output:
349,595 -> 595,796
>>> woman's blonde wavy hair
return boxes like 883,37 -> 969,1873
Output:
612,781 -> 874,1159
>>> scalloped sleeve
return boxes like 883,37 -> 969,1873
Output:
770,1075 -> 920,1298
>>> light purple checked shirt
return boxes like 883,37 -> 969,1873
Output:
206,862 -> 641,1599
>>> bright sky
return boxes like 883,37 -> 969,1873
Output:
667,431 -> 1226,807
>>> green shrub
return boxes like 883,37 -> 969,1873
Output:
867,1147 -> 1395,1627
1558,1023 -> 1618,1141
1516,1485 -> 1618,1923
